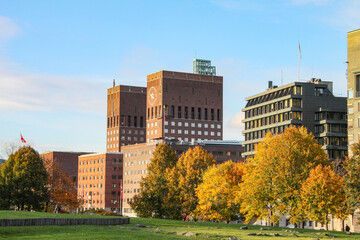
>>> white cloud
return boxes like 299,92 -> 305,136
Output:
223,111 -> 245,140
0,16 -> 20,41
0,58 -> 107,114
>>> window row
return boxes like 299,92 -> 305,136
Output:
107,129 -> 145,136
79,175 -> 104,181
163,129 -> 221,137
245,124 -> 293,141
79,167 -> 104,173
245,98 -> 301,119
317,137 -> 348,146
124,160 -> 149,167
245,111 -> 301,130
107,115 -> 144,128
80,159 -> 105,165
245,86 -> 301,108
124,169 -> 148,175
315,124 -> 347,134
165,122 -> 222,129
147,105 -> 221,121
315,112 -> 346,121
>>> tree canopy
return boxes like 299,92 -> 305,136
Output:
0,146 -> 49,211
240,126 -> 330,225
195,161 -> 244,223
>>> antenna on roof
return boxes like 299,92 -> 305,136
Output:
113,79 -> 115,88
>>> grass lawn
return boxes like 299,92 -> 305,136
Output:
0,211 -> 359,239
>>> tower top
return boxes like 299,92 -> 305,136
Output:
193,59 -> 216,76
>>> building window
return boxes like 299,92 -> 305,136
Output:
349,107 -> 354,114
204,108 -> 208,120
171,105 -> 175,117
178,106 -> 182,118
211,109 -> 214,120
128,116 -> 131,126
356,75 -> 360,97
348,89 -> 353,99
217,109 -> 221,121
185,107 -> 188,119
198,108 -> 201,120
191,107 -> 195,119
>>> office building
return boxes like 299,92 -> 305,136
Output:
242,79 -> 347,160
121,139 -> 244,217
77,153 -> 123,212
193,59 -> 216,76
347,29 -> 360,156
106,84 -> 147,152
146,70 -> 223,143
41,151 -> 90,185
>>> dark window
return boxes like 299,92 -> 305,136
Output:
191,107 -> 195,119
178,106 -> 182,118
112,175 -> 116,179
151,107 -> 153,119
198,108 -> 201,120
118,175 -> 122,179
171,105 -> 175,117
107,118 -> 110,128
204,108 -> 208,120
140,116 -> 144,128
111,191 -> 116,196
217,109 -> 221,121
128,116 -> 131,127
117,116 -> 119,126
356,75 -> 360,97
134,116 -> 137,127
147,109 -> 150,119
155,107 -> 157,118
211,109 -> 214,120
185,107 -> 188,119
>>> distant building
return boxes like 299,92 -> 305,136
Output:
146,70 -> 223,143
106,84 -> 147,152
0,159 -> 5,165
347,28 -> 360,156
41,151 -> 91,185
121,139 -> 244,217
193,59 -> 216,76
77,153 -> 123,212
242,79 -> 347,160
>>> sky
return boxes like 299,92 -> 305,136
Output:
0,0 -> 359,158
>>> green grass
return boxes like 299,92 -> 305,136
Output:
0,211 -> 359,239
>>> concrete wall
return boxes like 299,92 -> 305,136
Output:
0,217 -> 130,227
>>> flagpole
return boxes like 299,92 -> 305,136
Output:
298,42 -> 300,82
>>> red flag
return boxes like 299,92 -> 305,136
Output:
20,133 -> 26,143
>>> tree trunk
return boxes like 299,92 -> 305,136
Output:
341,219 -> 345,232
325,221 -> 329,231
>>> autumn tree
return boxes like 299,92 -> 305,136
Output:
334,143 -> 360,230
43,157 -> 79,212
195,161 -> 244,223
239,126 -> 329,226
167,146 -> 216,219
300,165 -> 344,230
0,146 -> 49,210
130,143 -> 177,218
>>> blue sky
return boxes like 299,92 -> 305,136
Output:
0,0 -> 359,158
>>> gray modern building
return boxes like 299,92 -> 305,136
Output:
242,79 -> 347,160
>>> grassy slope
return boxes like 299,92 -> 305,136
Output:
0,211 -> 359,239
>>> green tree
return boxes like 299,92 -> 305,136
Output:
300,165 -> 344,230
167,146 -> 216,219
195,161 -> 244,223
0,146 -> 49,210
239,126 -> 329,226
130,143 -> 177,218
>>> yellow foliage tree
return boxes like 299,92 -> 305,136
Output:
239,126 -> 329,225
300,165 -> 344,230
195,161 -> 244,223
167,146 -> 216,219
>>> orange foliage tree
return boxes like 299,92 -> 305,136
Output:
43,157 -> 79,212
300,165 -> 344,230
195,161 -> 244,223
239,126 -> 329,225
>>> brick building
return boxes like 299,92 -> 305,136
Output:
106,84 -> 147,152
121,139 -> 244,216
41,151 -> 90,185
146,70 -> 223,143
77,153 -> 123,212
